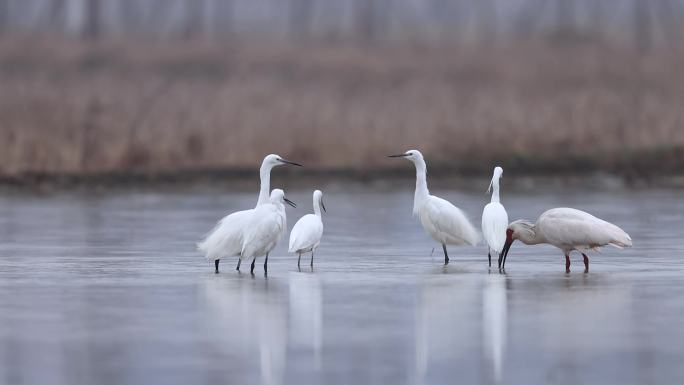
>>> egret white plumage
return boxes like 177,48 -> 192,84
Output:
499,208 -> 633,272
481,166 -> 508,267
241,189 -> 296,275
197,154 -> 301,273
389,150 -> 479,265
289,190 -> 326,268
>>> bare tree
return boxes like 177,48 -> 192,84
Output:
355,0 -> 377,42
633,0 -> 652,52
213,0 -> 235,37
0,0 -> 8,35
290,0 -> 314,39
183,0 -> 206,39
476,0 -> 497,43
556,0 -> 576,36
83,0 -> 101,40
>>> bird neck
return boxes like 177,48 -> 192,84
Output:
490,179 -> 500,203
518,224 -> 544,245
413,159 -> 429,214
256,164 -> 273,207
313,197 -> 322,217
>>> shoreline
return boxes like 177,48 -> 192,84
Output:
1,167 -> 683,193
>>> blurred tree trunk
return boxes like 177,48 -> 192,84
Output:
0,0 -> 8,35
119,0 -> 140,34
476,0 -> 497,43
355,0 -> 377,42
556,0 -> 576,36
290,0 -> 314,39
47,0 -> 67,31
633,0 -> 652,52
514,0 -> 548,38
82,0 -> 101,40
590,0 -> 606,40
183,0 -> 205,39
213,0 -> 234,37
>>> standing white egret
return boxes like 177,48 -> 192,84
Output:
481,166 -> 508,267
389,150 -> 479,265
289,190 -> 326,269
197,154 -> 302,273
241,189 -> 296,275
499,208 -> 632,272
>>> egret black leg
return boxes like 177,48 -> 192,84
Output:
310,250 -> 314,268
236,258 -> 241,271
565,254 -> 571,273
264,253 -> 269,275
582,253 -> 589,273
488,252 -> 492,267
298,252 -> 301,269
250,258 -> 256,274
214,259 -> 220,273
442,244 -> 449,265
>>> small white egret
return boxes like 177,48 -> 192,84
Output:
289,190 -> 326,268
241,189 -> 296,275
197,154 -> 302,273
389,150 -> 479,265
481,166 -> 508,267
499,208 -> 633,272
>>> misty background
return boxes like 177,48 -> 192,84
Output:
0,0 -> 682,179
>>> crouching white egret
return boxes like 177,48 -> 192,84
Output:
481,166 -> 508,267
499,208 -> 633,272
289,190 -> 326,269
389,150 -> 479,265
197,154 -> 302,273
241,189 -> 296,275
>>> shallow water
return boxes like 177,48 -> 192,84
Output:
0,186 -> 682,385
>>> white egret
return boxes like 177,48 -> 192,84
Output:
289,190 -> 326,269
499,208 -> 633,272
197,154 -> 302,273
481,166 -> 508,267
241,189 -> 296,275
389,150 -> 479,265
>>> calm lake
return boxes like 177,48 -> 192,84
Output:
0,183 -> 682,385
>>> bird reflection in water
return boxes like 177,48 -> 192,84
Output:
483,274 -> 507,383
202,277 -> 287,385
288,272 -> 323,369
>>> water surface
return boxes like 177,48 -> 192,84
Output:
0,186 -> 682,385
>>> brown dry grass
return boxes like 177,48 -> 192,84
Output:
1,38 -> 683,178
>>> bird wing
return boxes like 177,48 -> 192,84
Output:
241,205 -> 285,259
539,208 -> 632,250
420,196 -> 479,246
482,202 -> 508,253
197,208 -> 253,259
289,214 -> 323,253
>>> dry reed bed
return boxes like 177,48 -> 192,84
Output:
0,38 -> 683,178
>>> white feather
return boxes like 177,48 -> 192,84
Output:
482,202 -> 508,253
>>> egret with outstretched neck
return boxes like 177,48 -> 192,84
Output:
289,190 -> 326,269
241,189 -> 296,275
499,208 -> 632,272
389,150 -> 479,265
197,154 -> 302,273
482,167 -> 508,267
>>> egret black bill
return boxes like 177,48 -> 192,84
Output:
279,158 -> 303,167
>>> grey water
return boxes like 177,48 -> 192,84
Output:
0,185 -> 682,385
